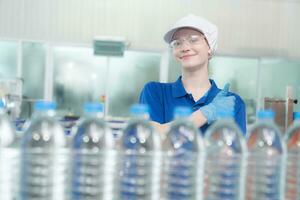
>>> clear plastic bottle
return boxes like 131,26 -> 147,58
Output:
0,101 -> 20,200
72,103 -> 115,200
204,111 -> 246,200
284,112 -> 300,200
162,106 -> 204,200
20,101 -> 70,200
246,110 -> 285,200
118,104 -> 161,200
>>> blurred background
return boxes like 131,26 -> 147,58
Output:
0,0 -> 299,127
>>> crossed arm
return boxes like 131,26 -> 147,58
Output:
150,110 -> 207,136
150,83 -> 235,136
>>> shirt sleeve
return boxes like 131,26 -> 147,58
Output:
234,97 -> 247,135
139,82 -> 164,123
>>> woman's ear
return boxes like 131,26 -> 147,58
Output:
208,49 -> 212,59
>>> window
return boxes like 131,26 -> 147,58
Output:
0,41 -> 17,78
20,42 -> 46,118
209,56 -> 259,124
21,42 -> 46,99
259,59 -> 300,111
53,46 -> 161,117
107,51 -> 160,117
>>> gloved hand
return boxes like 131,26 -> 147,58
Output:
199,83 -> 235,124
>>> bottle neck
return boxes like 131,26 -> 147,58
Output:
131,113 -> 149,120
293,118 -> 300,125
174,115 -> 190,121
0,108 -> 5,115
218,117 -> 234,122
258,118 -> 274,123
84,112 -> 104,119
32,109 -> 56,119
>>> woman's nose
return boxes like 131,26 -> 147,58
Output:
179,41 -> 191,51
180,46 -> 190,52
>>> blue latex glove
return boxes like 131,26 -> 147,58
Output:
199,83 -> 235,124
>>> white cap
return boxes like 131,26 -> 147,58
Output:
163,14 -> 218,55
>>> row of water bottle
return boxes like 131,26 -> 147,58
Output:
0,100 -> 300,200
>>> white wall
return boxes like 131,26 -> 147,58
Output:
0,0 -> 299,58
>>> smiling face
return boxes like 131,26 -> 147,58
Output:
171,28 -> 211,71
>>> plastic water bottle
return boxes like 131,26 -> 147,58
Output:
284,112 -> 300,200
0,101 -> 20,200
72,103 -> 115,200
162,106 -> 204,200
20,101 -> 70,200
204,111 -> 246,200
246,110 -> 285,200
118,104 -> 161,200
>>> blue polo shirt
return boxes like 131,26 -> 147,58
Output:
139,77 -> 246,134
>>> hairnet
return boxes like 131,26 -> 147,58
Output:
163,14 -> 218,55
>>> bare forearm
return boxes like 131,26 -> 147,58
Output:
150,121 -> 171,139
189,109 -> 208,128
150,110 -> 207,138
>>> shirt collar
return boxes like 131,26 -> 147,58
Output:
171,77 -> 221,101
195,79 -> 220,104
171,76 -> 188,98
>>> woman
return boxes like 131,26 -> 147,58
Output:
139,14 -> 246,135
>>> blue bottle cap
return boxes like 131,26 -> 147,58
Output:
84,103 -> 104,113
257,109 -> 275,119
130,104 -> 149,116
173,106 -> 192,118
217,110 -> 234,119
294,112 -> 300,120
0,101 -> 4,108
34,101 -> 56,111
